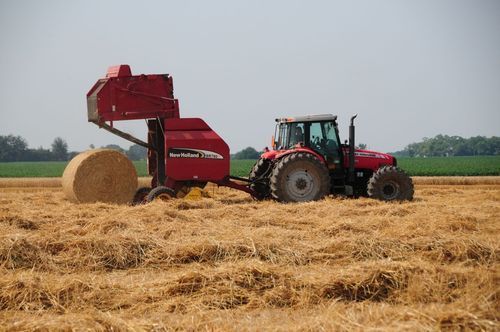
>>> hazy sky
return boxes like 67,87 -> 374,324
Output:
0,0 -> 499,153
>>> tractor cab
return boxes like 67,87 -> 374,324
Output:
273,114 -> 343,168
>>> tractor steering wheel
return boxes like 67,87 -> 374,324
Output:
312,136 -> 322,150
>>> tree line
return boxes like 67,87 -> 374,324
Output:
233,135 -> 500,159
2,134 -> 498,162
0,135 -> 147,162
231,147 -> 261,160
393,135 -> 500,157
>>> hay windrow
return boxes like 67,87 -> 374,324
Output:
61,149 -> 137,204
0,180 -> 498,330
1,176 -> 499,189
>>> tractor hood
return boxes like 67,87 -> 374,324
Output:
351,148 -> 394,161
260,147 -> 396,171
344,147 -> 396,169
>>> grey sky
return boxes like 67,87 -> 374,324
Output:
1,0 -> 499,153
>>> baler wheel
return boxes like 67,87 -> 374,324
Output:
270,152 -> 330,202
146,186 -> 176,202
132,187 -> 151,205
367,166 -> 414,201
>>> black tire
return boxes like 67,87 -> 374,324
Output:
270,152 -> 330,202
146,186 -> 176,202
132,187 -> 151,205
249,158 -> 272,199
367,166 -> 414,201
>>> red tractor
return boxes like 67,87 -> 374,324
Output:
248,114 -> 414,202
87,65 -> 413,203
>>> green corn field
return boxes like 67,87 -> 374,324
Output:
0,156 -> 498,178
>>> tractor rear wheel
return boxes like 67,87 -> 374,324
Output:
146,186 -> 176,202
249,158 -> 271,200
270,152 -> 330,202
367,166 -> 414,201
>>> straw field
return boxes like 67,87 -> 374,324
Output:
0,178 -> 498,330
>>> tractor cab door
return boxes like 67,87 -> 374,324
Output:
307,121 -> 342,170
275,122 -> 305,149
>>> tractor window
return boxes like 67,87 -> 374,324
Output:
322,122 -> 340,160
309,122 -> 324,152
288,123 -> 305,147
276,123 -> 289,149
309,123 -> 322,146
309,121 -> 340,163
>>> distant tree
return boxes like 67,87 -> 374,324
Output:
126,144 -> 147,161
401,134 -> 499,157
454,138 -> 472,156
51,137 -> 68,161
358,143 -> 367,150
0,135 -> 28,161
101,144 -> 125,153
25,147 -> 53,161
491,136 -> 500,155
390,149 -> 409,157
469,136 -> 489,156
89,144 -> 95,149
67,151 -> 79,160
233,147 -> 260,160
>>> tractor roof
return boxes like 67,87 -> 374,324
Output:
275,114 -> 337,123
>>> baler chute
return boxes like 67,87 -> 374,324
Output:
86,64 -> 179,148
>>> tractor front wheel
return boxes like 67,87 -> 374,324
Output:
367,166 -> 414,201
249,158 -> 272,200
270,152 -> 330,202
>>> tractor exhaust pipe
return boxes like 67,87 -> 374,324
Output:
348,114 -> 358,185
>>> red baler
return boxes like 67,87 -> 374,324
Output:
87,64 -> 253,201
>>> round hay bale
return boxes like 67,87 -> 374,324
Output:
62,149 -> 138,204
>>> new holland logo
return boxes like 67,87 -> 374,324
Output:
168,148 -> 224,160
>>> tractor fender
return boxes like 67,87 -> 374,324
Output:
261,148 -> 327,165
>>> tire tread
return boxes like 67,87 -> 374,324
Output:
367,166 -> 414,201
270,152 -> 330,202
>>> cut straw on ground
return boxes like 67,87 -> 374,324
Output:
0,180 -> 498,330
1,176 -> 499,188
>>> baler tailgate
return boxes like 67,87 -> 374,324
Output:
87,80 -> 106,123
